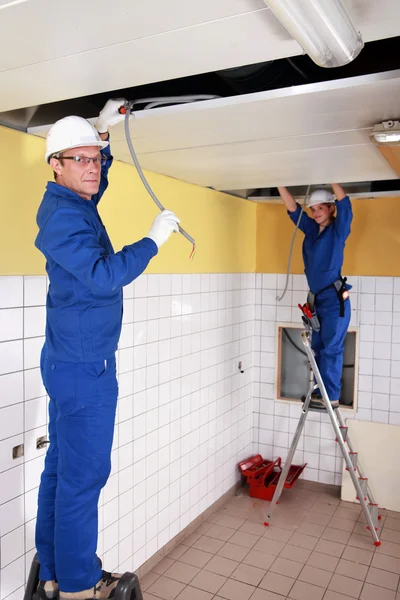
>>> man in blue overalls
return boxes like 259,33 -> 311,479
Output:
34,100 -> 180,600
278,184 -> 352,410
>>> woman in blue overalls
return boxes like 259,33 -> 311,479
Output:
279,184 -> 353,409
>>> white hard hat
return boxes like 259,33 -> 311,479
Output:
45,116 -> 109,163
307,189 -> 335,208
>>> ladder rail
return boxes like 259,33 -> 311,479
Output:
301,331 -> 380,545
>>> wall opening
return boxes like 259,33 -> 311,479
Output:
276,324 -> 357,409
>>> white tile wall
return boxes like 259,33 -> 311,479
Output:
254,274 -> 400,487
0,274 -> 254,599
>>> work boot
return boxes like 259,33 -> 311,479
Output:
34,580 -> 59,600
60,571 -> 121,600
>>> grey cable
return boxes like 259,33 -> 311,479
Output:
123,103 -> 196,251
277,184 -> 311,302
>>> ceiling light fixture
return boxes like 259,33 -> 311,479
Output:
371,121 -> 400,146
263,0 -> 364,68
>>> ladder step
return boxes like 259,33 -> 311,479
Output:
345,452 -> 358,471
356,477 -> 369,501
336,426 -> 348,442
366,503 -> 379,532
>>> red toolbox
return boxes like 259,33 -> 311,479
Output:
239,455 -> 307,501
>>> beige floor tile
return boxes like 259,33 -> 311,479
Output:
217,578 -> 255,600
153,558 -> 176,575
314,539 -> 345,558
366,566 -> 399,590
259,571 -> 295,596
217,542 -> 249,562
295,521 -> 325,538
179,548 -> 213,569
329,517 -> 357,533
342,546 -> 373,565
328,573 -> 363,598
322,527 -> 352,545
360,583 -> 396,600
298,564 -> 332,588
182,532 -> 202,547
381,529 -> 400,544
240,520 -> 268,536
371,553 -> 400,574
253,538 -> 286,557
242,549 -> 276,570
147,576 -> 186,600
270,557 -> 303,579
306,551 -> 339,573
289,532 -> 318,551
334,508 -> 360,522
190,570 -> 227,594
196,522 -> 213,535
288,580 -> 324,600
376,541 -> 400,559
335,558 -> 368,581
216,514 -> 246,530
312,502 -> 337,516
347,533 -> 377,551
231,563 -> 266,586
192,535 -> 225,554
228,530 -> 260,549
304,512 -> 332,527
205,524 -> 236,542
279,544 -> 312,564
385,518 -> 400,532
163,561 -> 200,584
352,523 -> 372,538
168,545 -> 189,561
249,589 -> 289,600
141,572 -> 160,591
203,555 -> 239,577
263,527 -> 294,544
323,592 -> 357,600
175,586 -> 213,600
143,594 -> 162,600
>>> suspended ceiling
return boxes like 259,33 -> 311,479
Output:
29,70 -> 400,191
2,0 -> 400,191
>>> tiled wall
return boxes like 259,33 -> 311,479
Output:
253,273 -> 400,486
2,270 -> 400,599
0,273 -> 255,600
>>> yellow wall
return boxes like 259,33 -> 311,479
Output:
256,198 -> 400,277
0,125 -> 256,275
2,124 -> 400,277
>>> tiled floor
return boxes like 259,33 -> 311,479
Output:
140,480 -> 400,600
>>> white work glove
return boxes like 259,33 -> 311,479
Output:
147,210 -> 180,249
95,98 -> 126,134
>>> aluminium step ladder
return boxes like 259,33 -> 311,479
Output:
264,321 -> 381,546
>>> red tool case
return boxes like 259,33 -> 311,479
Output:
238,455 -> 306,501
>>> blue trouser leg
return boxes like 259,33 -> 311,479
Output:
312,296 -> 351,401
36,354 -> 118,592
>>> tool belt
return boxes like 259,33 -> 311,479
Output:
298,277 -> 349,332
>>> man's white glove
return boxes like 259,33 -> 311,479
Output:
147,210 -> 180,249
95,99 -> 126,134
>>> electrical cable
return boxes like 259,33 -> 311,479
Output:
119,95 -> 221,259
277,184 -> 311,302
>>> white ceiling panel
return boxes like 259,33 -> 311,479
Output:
1,0 -> 400,112
29,71 -> 400,191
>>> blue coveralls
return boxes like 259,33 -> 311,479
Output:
34,141 -> 158,592
288,197 -> 353,401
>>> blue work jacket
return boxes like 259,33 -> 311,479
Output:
288,196 -> 353,295
35,141 -> 158,362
